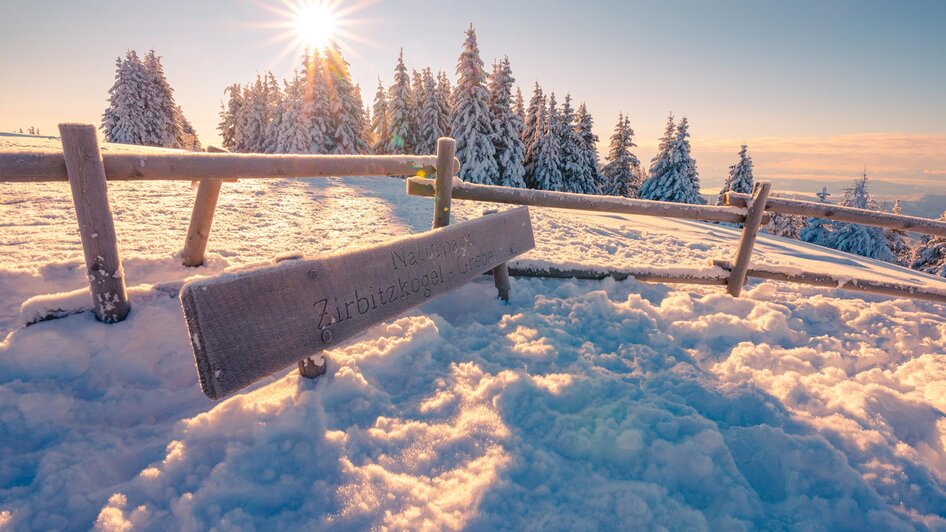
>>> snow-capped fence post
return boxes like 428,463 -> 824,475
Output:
58,123 -> 131,323
726,181 -> 771,297
182,145 -> 227,267
432,137 -> 456,229
483,209 -> 512,301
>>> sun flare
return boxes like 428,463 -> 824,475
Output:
294,3 -> 337,49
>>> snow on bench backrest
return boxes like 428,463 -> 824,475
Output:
180,206 -> 535,400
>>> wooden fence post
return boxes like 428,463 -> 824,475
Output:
58,124 -> 130,323
483,209 -> 512,301
182,145 -> 227,267
432,137 -> 456,229
726,181 -> 771,297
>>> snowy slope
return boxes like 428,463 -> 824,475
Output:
2,138 -> 946,530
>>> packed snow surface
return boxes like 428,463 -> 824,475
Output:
2,137 -> 946,530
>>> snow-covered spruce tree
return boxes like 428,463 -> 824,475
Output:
356,84 -> 374,151
522,83 -> 544,185
514,86 -> 525,124
324,42 -> 369,154
601,113 -> 642,197
487,57 -> 526,188
911,211 -> 946,277
449,25 -> 499,184
528,93 -> 564,191
300,50 -> 331,153
262,71 -> 284,153
824,174 -> 896,262
436,70 -> 453,137
418,68 -> 447,155
102,51 -> 151,145
886,199 -> 913,265
716,144 -> 754,205
239,76 -> 268,153
639,117 -> 705,204
647,113 -> 675,180
176,108 -> 202,151
558,95 -> 588,193
801,187 -> 833,245
387,49 -> 416,154
411,69 -> 426,151
276,73 -> 313,154
574,102 -> 602,194
142,50 -> 183,148
370,78 -> 390,154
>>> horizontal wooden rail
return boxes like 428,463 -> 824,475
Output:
505,261 -> 946,304
0,151 -> 460,183
407,177 -> 766,224
725,192 -> 946,237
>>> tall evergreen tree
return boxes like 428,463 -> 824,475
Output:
302,50 -> 331,153
276,73 -> 313,153
487,57 -> 526,187
387,49 -> 415,154
141,50 -> 182,148
410,69 -> 425,150
528,93 -> 564,190
102,51 -> 151,145
514,86 -> 525,123
239,75 -> 268,153
449,25 -> 499,184
522,83 -> 544,184
911,211 -> 946,277
824,173 -> 896,261
648,113 -> 676,179
558,95 -> 587,193
601,113 -> 641,197
574,102 -> 602,194
436,70 -> 453,137
262,71 -> 284,153
716,144 -> 754,205
370,78 -> 390,154
418,68 -> 447,155
639,117 -> 705,204
324,42 -> 369,154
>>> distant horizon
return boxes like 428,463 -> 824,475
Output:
2,0 -> 945,195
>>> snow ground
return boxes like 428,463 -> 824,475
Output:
2,138 -> 946,530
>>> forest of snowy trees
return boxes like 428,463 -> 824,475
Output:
96,31 -> 945,279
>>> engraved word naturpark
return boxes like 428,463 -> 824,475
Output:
180,207 -> 535,400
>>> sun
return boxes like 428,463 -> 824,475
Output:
294,2 -> 337,49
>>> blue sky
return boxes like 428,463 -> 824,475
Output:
2,0 -> 945,193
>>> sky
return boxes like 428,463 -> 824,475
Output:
1,0 -> 945,196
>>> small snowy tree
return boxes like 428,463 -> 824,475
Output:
487,57 -> 526,187
801,187 -> 833,245
574,102 -> 601,194
911,211 -> 946,277
528,93 -> 564,191
765,196 -> 805,239
370,78 -> 390,154
639,117 -> 705,204
824,173 -> 896,262
886,199 -> 913,265
449,25 -> 499,184
716,144 -> 754,205
324,42 -> 369,154
600,113 -> 641,197
387,49 -> 416,154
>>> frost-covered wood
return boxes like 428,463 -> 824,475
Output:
727,181 -> 771,297
58,124 -> 130,323
0,150 -> 460,182
407,177 -> 766,224
180,207 -> 536,400
182,146 -> 227,267
506,265 -> 729,285
725,192 -> 946,238
432,138 -> 457,228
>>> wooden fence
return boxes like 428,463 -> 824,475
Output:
0,123 -> 458,323
406,166 -> 946,304
4,125 -> 946,325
